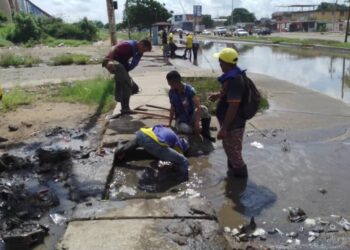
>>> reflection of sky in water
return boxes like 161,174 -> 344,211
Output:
198,43 -> 350,103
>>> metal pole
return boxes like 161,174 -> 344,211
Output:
231,0 -> 234,27
106,0 -> 117,45
345,2 -> 350,42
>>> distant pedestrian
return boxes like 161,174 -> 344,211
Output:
102,39 -> 152,114
183,33 -> 193,61
209,48 -> 248,178
167,70 -> 214,141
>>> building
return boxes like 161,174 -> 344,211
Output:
272,4 -> 349,32
170,14 -> 203,32
0,0 -> 51,22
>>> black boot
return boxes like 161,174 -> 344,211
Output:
227,160 -> 248,179
201,118 -> 216,142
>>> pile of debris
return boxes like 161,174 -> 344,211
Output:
224,207 -> 350,246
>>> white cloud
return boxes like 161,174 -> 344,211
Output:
31,0 -> 342,24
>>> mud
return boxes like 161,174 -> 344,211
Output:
0,124 -> 109,250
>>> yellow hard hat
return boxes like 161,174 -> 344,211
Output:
213,48 -> 239,64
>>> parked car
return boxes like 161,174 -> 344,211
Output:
202,29 -> 211,35
234,29 -> 249,37
257,28 -> 271,35
213,27 -> 227,36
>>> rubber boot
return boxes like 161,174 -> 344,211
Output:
120,94 -> 131,114
201,118 -> 216,142
227,160 -> 248,179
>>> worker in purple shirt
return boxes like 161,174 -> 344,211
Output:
103,39 -> 152,114
115,125 -> 190,180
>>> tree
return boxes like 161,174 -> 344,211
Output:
9,13 -> 42,43
124,0 -> 171,33
230,8 -> 256,24
201,15 -> 214,28
317,2 -> 348,11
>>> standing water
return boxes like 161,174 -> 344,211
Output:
197,42 -> 350,103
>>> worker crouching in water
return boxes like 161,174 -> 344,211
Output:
114,125 -> 190,181
166,70 -> 215,142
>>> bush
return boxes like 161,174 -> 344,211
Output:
8,13 -> 42,43
0,53 -> 41,67
0,11 -> 7,24
0,86 -> 32,112
51,53 -> 92,66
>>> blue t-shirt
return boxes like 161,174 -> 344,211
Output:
153,125 -> 185,151
169,84 -> 196,123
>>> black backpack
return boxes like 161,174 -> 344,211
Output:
239,71 -> 261,120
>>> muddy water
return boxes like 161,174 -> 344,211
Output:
196,42 -> 350,103
109,125 -> 350,247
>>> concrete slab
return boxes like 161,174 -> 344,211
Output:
72,198 -> 216,220
57,218 -> 228,250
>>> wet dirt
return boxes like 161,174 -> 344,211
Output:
0,116 -> 109,250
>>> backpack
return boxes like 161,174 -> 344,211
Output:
239,71 -> 261,120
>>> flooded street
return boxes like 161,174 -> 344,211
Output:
196,42 -> 350,103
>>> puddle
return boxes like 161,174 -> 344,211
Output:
196,42 -> 350,103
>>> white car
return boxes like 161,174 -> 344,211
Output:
202,29 -> 211,35
213,27 -> 227,36
234,29 -> 249,37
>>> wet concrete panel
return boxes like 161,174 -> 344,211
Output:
72,198 -> 216,220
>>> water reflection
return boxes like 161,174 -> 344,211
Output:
198,42 -> 350,103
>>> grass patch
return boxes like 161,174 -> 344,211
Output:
43,37 -> 90,47
183,77 -> 269,114
51,53 -> 92,66
0,86 -> 32,112
0,52 -> 41,67
52,77 -> 115,113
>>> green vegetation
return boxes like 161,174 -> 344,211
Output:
43,37 -> 90,47
0,86 -> 32,112
236,36 -> 350,49
51,53 -> 92,66
183,77 -> 269,114
117,31 -> 149,41
52,77 -> 115,113
0,52 -> 41,67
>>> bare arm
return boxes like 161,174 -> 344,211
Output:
192,96 -> 202,135
169,105 -> 175,127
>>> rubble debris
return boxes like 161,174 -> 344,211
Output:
318,188 -> 327,194
252,228 -> 266,237
308,236 -> 317,243
338,217 -> 350,231
224,227 -> 231,233
49,213 -> 67,225
0,136 -> 8,143
3,222 -> 47,250
0,154 -> 33,172
312,226 -> 324,233
36,146 -> 71,164
304,218 -> 316,227
231,228 -> 240,236
280,139 -> 291,152
327,224 -> 338,233
8,125 -> 18,132
240,217 -> 256,234
288,207 -> 307,222
250,141 -> 264,149
286,232 -> 298,238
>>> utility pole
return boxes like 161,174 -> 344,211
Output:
106,0 -> 117,45
231,0 -> 234,28
345,1 -> 350,42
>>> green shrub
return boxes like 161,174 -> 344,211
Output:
0,53 -> 41,67
51,53 -> 92,66
8,13 -> 42,43
0,86 -> 32,112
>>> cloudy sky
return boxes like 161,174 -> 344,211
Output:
31,0 -> 345,23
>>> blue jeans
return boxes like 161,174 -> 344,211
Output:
136,131 -> 188,175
